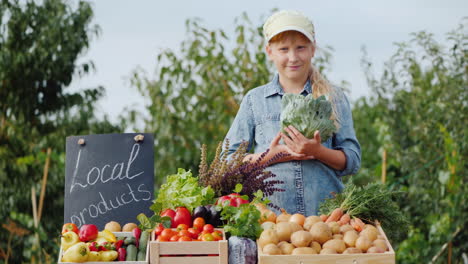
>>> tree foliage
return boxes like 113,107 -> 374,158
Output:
352,20 -> 467,263
0,0 -> 121,262
130,12 -> 335,185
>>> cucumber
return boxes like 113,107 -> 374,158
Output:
124,236 -> 136,245
137,250 -> 146,261
138,231 -> 149,251
125,244 -> 137,261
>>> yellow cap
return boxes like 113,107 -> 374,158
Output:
263,10 -> 315,43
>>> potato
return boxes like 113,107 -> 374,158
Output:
289,222 -> 303,233
303,216 -> 322,231
343,247 -> 363,254
322,239 -> 346,254
355,236 -> 372,252
259,229 -> 279,248
310,241 -> 321,253
327,221 -> 340,234
291,230 -> 313,247
373,239 -> 389,251
261,221 -> 276,230
343,230 -> 359,247
263,243 -> 282,255
278,241 -> 295,255
292,247 -> 317,255
122,223 -> 138,232
367,246 -> 385,253
289,213 -> 306,226
320,248 -> 337,254
104,221 -> 121,232
339,224 -> 354,234
333,234 -> 343,240
360,225 -> 379,241
309,222 -> 332,244
276,222 -> 292,242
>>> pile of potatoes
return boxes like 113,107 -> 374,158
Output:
258,213 -> 389,255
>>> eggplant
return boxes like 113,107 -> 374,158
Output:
209,205 -> 222,227
193,206 -> 209,221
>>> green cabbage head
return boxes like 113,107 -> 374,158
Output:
281,93 -> 337,142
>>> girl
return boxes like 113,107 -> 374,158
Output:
224,10 -> 361,216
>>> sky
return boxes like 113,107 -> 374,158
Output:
69,0 -> 467,125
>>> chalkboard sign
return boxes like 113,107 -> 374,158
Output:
64,133 -> 154,229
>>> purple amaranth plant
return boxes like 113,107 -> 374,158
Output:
198,140 -> 286,207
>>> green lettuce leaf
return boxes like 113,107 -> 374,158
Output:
151,168 -> 215,214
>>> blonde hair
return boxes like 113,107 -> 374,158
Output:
269,31 -> 341,129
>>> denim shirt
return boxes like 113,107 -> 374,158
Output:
224,74 -> 361,216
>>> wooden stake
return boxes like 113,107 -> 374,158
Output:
381,149 -> 387,184
31,187 -> 38,228
37,147 -> 51,222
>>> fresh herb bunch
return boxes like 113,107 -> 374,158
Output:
198,140 -> 285,200
319,182 -> 409,242
218,190 -> 267,240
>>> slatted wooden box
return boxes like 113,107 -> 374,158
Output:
149,228 -> 228,264
58,231 -> 149,264
258,223 -> 395,264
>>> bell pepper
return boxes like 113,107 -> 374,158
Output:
62,242 -> 89,262
100,250 -> 118,261
61,231 -> 80,251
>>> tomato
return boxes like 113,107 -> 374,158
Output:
201,233 -> 215,241
61,223 -> 79,235
193,217 -> 205,230
212,231 -> 223,241
78,224 -> 99,242
154,223 -> 165,236
203,224 -> 214,233
187,228 -> 200,239
178,236 -> 192,242
156,236 -> 168,242
176,223 -> 189,231
160,228 -> 175,241
173,207 -> 192,228
178,230 -> 190,237
161,209 -> 177,228
170,235 -> 180,242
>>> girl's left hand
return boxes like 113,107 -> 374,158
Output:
281,125 -> 322,158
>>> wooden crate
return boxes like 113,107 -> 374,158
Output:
149,228 -> 228,264
58,231 -> 149,264
258,224 -> 395,264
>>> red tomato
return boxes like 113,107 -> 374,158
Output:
187,228 -> 200,239
178,236 -> 192,242
173,207 -> 192,228
156,236 -> 168,242
61,223 -> 79,235
160,209 -> 176,228
154,223 -> 165,236
176,224 -> 189,231
160,229 -> 175,241
201,233 -> 214,241
169,235 -> 180,242
78,224 -> 99,242
178,230 -> 190,237
193,217 -> 205,230
203,224 -> 214,233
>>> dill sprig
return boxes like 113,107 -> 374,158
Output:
319,182 -> 409,243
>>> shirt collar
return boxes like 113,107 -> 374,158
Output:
264,73 -> 312,98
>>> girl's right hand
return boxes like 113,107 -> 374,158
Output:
269,132 -> 315,163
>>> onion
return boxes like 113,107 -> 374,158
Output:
276,208 -> 291,223
289,213 -> 306,227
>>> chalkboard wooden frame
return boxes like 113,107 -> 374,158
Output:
64,133 -> 154,229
